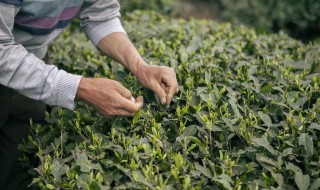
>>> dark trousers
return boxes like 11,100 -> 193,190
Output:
0,85 -> 46,189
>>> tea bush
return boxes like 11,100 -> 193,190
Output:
20,11 -> 320,189
218,0 -> 320,41
119,0 -> 175,15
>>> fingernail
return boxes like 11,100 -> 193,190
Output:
161,97 -> 166,104
131,97 -> 136,103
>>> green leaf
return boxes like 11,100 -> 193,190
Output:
46,184 -> 56,190
51,159 -> 67,182
75,152 -> 102,173
222,117 -> 235,132
229,99 -> 240,118
298,133 -> 314,157
256,156 -> 278,172
183,125 -> 198,136
292,97 -> 308,110
286,163 -> 302,173
132,109 -> 141,124
271,173 -> 284,186
205,71 -> 211,83
196,87 -> 207,95
194,163 -> 213,179
188,136 -> 206,149
194,113 -> 206,125
132,171 -> 156,190
294,171 -> 310,190
214,174 -> 233,190
252,135 -> 276,155
180,51 -> 188,62
260,83 -> 273,93
282,148 -> 293,157
309,178 -> 320,190
310,123 -> 320,131
258,111 -> 272,126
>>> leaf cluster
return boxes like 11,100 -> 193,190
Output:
19,11 -> 320,190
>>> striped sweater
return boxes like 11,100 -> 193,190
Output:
0,0 -> 125,109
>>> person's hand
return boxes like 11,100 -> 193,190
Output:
75,78 -> 143,117
134,62 -> 179,105
96,33 -> 178,105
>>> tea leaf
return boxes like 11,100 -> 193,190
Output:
258,111 -> 272,127
252,135 -> 276,155
271,173 -> 284,186
260,83 -> 273,93
298,133 -> 314,157
194,163 -> 213,179
214,174 -> 233,190
309,178 -> 320,190
294,171 -> 310,190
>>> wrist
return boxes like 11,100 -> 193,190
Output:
75,78 -> 93,101
130,57 -> 148,78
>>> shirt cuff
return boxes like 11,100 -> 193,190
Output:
86,17 -> 126,46
50,71 -> 82,110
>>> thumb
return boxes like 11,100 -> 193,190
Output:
152,81 -> 167,104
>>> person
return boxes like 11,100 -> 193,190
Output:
0,0 -> 179,189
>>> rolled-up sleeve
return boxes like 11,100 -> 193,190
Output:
79,0 -> 126,46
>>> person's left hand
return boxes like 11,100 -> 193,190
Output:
134,62 -> 179,105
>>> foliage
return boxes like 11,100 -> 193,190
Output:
20,11 -> 320,189
119,0 -> 175,15
218,0 -> 320,41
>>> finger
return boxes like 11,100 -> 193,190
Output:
176,86 -> 179,93
115,82 -> 132,100
161,71 -> 178,90
161,83 -> 168,93
117,109 -> 135,117
152,81 -> 167,104
162,77 -> 178,105
119,96 -> 143,113
135,96 -> 144,104
166,85 -> 177,105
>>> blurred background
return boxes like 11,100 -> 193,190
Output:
118,0 -> 320,42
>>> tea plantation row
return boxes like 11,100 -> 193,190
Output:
20,11 -> 320,190
119,0 -> 320,41
219,0 -> 320,41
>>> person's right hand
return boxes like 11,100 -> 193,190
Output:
75,78 -> 143,117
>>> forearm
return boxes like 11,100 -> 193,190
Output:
97,32 -> 147,76
80,0 -> 144,74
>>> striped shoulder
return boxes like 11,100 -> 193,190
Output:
0,0 -> 23,6
14,0 -> 84,35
